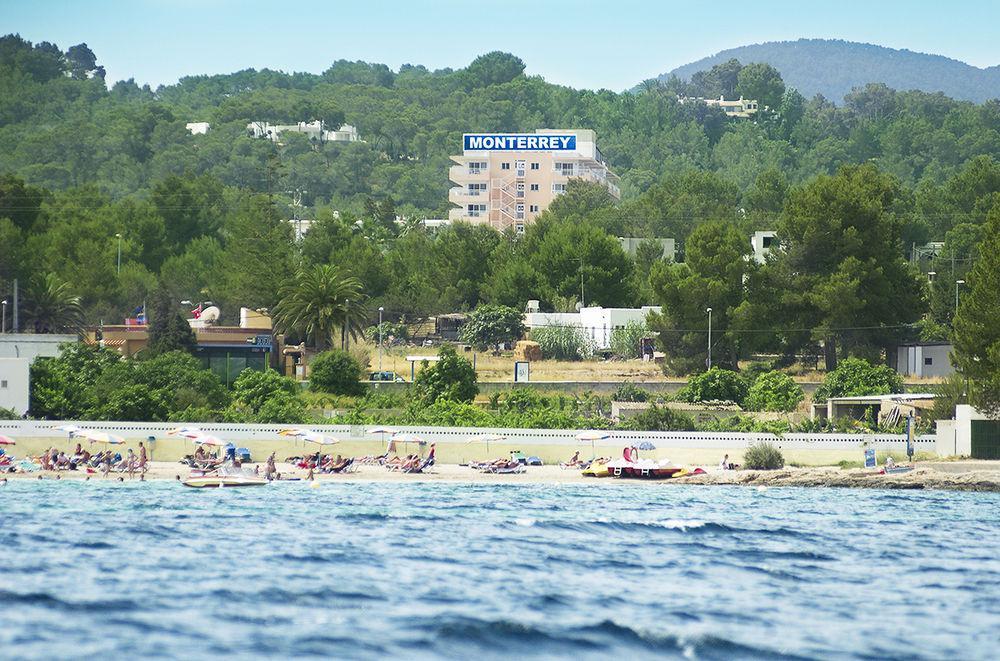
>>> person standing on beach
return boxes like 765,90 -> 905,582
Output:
138,442 -> 147,471
264,452 -> 277,481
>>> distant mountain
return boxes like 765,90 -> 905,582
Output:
659,39 -> 1000,103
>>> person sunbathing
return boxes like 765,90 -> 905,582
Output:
560,451 -> 583,468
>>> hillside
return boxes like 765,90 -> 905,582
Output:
660,39 -> 1000,103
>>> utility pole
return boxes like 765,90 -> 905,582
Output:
115,233 -> 122,274
12,278 -> 18,333
706,307 -> 713,369
955,280 -> 965,316
1,298 -> 6,334
378,306 -> 384,371
574,257 -> 585,308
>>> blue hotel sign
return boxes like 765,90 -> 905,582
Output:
464,134 -> 576,151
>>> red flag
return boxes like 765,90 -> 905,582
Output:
191,304 -> 203,319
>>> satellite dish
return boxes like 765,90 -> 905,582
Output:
201,306 -> 221,323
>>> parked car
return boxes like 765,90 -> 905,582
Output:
369,371 -> 405,382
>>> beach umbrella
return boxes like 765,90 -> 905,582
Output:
52,424 -> 81,437
466,433 -> 505,454
301,433 -> 340,446
84,431 -> 126,445
367,426 -> 394,449
0,434 -> 15,446
634,441 -> 656,451
576,430 -> 612,458
168,426 -> 202,438
390,433 -> 426,455
193,435 -> 225,447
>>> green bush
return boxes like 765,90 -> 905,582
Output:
612,382 -> 650,402
618,405 -> 695,431
609,320 -> 648,359
745,370 -> 805,412
0,406 -> 21,419
813,357 -> 903,403
459,303 -> 525,351
309,349 -> 366,396
742,442 -> 785,469
531,325 -> 595,360
677,368 -> 749,406
412,345 -> 478,405
364,321 -> 410,344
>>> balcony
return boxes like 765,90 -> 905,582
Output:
449,165 -> 489,182
449,186 -> 487,204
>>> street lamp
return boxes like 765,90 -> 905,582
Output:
1,299 -> 6,334
927,271 -> 936,283
956,280 -> 965,312
706,307 -> 713,370
115,233 -> 122,275
378,306 -> 384,371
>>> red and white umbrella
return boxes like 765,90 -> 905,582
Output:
0,434 -> 15,446
168,426 -> 203,438
193,435 -> 225,447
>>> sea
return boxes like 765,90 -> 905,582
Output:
2,481 -> 998,660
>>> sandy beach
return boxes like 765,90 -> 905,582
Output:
6,460 -> 1000,491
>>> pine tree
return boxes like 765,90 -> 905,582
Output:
952,204 -> 1000,416
147,288 -> 197,356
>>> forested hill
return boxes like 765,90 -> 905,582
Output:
661,39 -> 1000,103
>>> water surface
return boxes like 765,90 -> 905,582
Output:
2,481 -> 998,659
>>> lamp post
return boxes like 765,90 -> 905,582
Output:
573,257 -> 585,308
927,271 -> 936,283
378,306 -> 384,371
1,298 -> 6,334
115,233 -> 122,275
955,280 -> 965,314
706,307 -> 713,369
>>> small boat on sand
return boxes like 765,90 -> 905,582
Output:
881,466 -> 915,475
605,447 -> 686,479
183,463 -> 267,488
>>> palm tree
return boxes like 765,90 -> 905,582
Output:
272,264 -> 367,351
22,273 -> 85,334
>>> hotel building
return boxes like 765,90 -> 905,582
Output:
448,129 -> 620,233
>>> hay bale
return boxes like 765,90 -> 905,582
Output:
514,340 -> 543,361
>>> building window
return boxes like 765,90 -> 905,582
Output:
468,161 -> 487,174
924,357 -> 933,366
555,162 -> 574,176
466,204 -> 487,217
467,183 -> 487,195
501,162 -> 511,170
552,183 -> 567,194
530,183 -> 539,191
0,380 -> 6,389
515,223 -> 525,235
516,203 -> 525,219
529,205 -> 539,213
530,162 -> 539,170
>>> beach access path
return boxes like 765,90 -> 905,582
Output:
7,461 -> 1000,491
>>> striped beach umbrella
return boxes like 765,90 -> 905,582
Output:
0,434 -> 15,446
576,430 -> 612,458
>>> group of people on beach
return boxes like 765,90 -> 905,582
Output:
2,442 -> 149,478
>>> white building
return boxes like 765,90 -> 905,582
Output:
523,306 -> 660,351
679,96 -> 759,118
185,122 -> 211,135
0,333 -> 76,417
750,230 -> 778,264
246,121 -> 360,144
0,358 -> 29,416
895,342 -> 955,379
448,129 -> 620,233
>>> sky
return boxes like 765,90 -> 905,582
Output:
4,0 -> 1000,91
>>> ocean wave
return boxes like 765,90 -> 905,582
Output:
0,590 -> 140,613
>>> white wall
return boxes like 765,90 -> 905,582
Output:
0,334 -> 76,362
0,418 -> 938,453
0,358 -> 29,415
